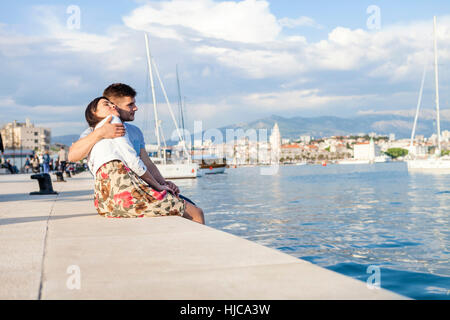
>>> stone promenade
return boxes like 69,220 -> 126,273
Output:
0,172 -> 406,299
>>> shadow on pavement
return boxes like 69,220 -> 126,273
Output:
0,213 -> 96,226
0,189 -> 94,203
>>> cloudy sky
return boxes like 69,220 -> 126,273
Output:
1,0 -> 450,140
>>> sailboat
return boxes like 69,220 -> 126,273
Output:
407,16 -> 450,174
144,33 -> 199,179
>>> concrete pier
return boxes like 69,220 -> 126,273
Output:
0,172 -> 406,300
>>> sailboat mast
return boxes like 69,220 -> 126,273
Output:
151,58 -> 192,162
144,33 -> 161,157
176,65 -> 186,138
410,65 -> 427,154
433,16 -> 442,153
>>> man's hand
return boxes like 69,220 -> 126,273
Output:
100,117 -> 126,139
165,180 -> 180,196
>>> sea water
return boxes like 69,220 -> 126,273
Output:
178,162 -> 450,300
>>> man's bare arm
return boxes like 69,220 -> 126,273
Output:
139,148 -> 167,185
68,118 -> 125,162
139,170 -> 172,194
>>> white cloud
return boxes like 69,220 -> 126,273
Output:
194,45 -> 304,78
123,0 -> 281,43
279,16 -> 324,29
242,89 -> 374,111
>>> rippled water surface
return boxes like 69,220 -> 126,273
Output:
177,162 -> 450,299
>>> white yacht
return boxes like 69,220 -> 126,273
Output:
144,34 -> 199,179
406,17 -> 450,174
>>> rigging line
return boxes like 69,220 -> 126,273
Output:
144,33 -> 161,155
410,63 -> 427,155
176,65 -> 186,138
143,54 -> 150,142
176,64 -> 183,131
151,56 -> 191,161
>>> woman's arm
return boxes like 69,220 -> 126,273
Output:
68,117 -> 125,162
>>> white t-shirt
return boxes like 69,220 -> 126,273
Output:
80,121 -> 146,156
86,115 -> 147,176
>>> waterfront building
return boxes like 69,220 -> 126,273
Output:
281,144 -> 303,161
353,138 -> 380,161
0,119 -> 51,151
409,144 -> 428,157
442,130 -> 450,142
299,135 -> 311,144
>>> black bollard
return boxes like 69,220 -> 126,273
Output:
30,173 -> 58,195
54,171 -> 66,182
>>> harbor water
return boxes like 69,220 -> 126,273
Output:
178,162 -> 450,300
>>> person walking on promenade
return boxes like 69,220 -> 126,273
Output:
31,155 -> 40,173
58,146 -> 68,173
0,133 -> 4,154
43,150 -> 50,174
69,84 -> 204,224
24,157 -> 31,173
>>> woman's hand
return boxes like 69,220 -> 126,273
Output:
99,117 -> 126,139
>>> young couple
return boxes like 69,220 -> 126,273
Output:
69,83 -> 205,224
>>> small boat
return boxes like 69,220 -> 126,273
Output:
195,156 -> 227,175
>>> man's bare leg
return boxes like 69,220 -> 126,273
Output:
182,202 -> 205,225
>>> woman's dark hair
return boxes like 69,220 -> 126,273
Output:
85,96 -> 109,128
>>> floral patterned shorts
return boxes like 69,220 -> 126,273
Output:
94,160 -> 186,218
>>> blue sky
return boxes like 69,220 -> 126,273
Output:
1,0 -> 450,139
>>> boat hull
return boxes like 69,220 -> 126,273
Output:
407,159 -> 450,174
199,166 -> 226,175
338,160 -> 371,165
155,163 -> 199,179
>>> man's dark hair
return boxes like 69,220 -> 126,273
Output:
103,83 -> 136,100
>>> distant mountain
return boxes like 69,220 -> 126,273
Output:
51,134 -> 79,146
211,114 -> 450,140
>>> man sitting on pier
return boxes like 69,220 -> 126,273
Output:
68,83 -> 204,223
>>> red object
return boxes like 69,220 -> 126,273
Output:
113,191 -> 134,208
191,169 -> 195,173
209,166 -> 213,170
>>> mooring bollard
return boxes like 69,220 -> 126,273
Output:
30,173 -> 58,195
54,171 -> 66,182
